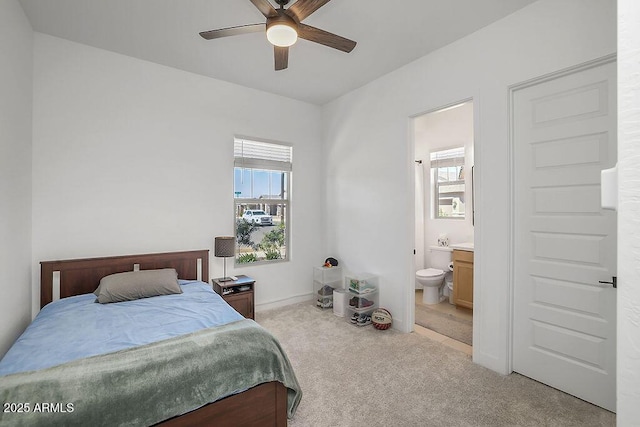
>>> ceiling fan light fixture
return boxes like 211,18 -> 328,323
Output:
201,0 -> 357,71
266,14 -> 298,47
267,25 -> 297,47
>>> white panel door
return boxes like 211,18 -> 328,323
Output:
512,60 -> 617,412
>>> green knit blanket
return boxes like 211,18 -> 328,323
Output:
0,319 -> 301,426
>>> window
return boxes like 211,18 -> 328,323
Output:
234,138 -> 292,264
431,147 -> 465,219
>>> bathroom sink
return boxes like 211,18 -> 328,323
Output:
450,242 -> 474,252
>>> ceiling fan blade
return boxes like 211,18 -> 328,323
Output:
286,0 -> 331,22
297,23 -> 356,53
200,23 -> 264,40
250,0 -> 278,18
274,46 -> 289,71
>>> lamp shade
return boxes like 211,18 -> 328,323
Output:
214,236 -> 235,258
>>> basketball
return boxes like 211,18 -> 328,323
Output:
371,308 -> 392,330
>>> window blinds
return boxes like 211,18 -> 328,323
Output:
234,138 -> 292,171
430,147 -> 464,169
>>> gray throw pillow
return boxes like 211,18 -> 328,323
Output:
95,268 -> 182,304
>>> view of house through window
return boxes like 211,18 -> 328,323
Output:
234,138 -> 291,264
431,147 -> 465,219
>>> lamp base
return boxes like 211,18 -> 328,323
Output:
218,276 -> 234,282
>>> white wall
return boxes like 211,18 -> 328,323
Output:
414,101 -> 474,269
31,34 -> 324,316
617,0 -> 640,422
322,0 -> 616,373
0,0 -> 33,357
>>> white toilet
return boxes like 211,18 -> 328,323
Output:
416,246 -> 453,305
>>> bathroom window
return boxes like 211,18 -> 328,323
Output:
431,147 -> 465,219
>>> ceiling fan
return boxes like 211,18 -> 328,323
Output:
199,0 -> 357,71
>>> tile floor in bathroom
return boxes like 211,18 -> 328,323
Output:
414,290 -> 473,356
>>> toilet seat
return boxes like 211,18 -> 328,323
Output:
416,268 -> 444,278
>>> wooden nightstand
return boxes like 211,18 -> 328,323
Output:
212,275 -> 255,319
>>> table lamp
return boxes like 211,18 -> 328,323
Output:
214,236 -> 235,281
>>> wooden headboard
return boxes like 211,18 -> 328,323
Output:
40,250 -> 209,308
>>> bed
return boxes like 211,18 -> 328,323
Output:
0,250 -> 301,426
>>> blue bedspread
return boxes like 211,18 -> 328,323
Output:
0,280 -> 244,376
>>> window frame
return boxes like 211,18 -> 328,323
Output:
233,138 -> 292,266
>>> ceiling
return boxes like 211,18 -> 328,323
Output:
19,0 -> 538,105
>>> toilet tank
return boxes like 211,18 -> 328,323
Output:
428,246 -> 453,270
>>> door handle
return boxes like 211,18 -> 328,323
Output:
598,276 -> 617,288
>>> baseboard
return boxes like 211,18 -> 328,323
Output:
255,293 -> 313,313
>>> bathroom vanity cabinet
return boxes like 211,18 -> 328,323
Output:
453,249 -> 474,309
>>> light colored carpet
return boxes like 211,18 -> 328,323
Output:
414,303 -> 473,346
256,302 -> 615,427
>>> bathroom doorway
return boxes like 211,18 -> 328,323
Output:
412,100 -> 475,351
